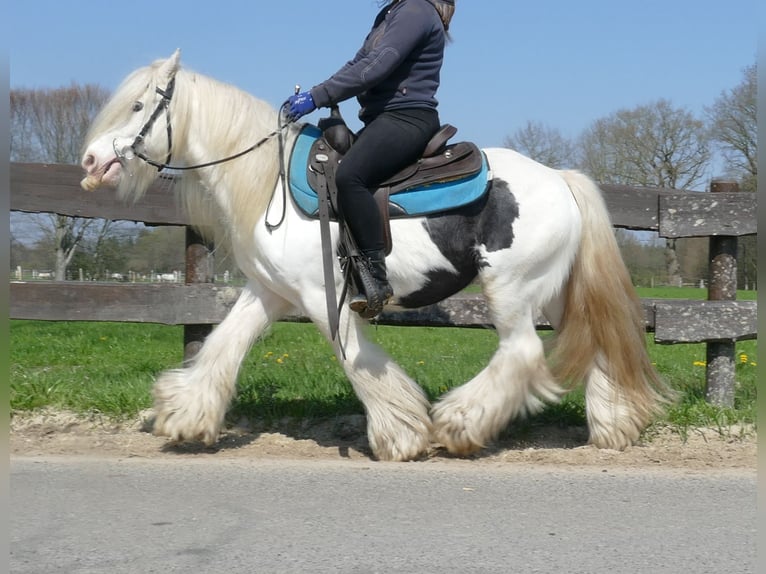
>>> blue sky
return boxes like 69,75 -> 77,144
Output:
8,0 -> 758,149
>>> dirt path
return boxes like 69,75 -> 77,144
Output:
10,409 -> 756,472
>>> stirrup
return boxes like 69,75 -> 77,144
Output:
349,290 -> 392,319
348,256 -> 393,319
348,282 -> 393,318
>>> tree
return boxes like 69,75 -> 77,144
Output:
10,84 -> 112,280
69,231 -> 133,281
503,120 -> 577,168
126,227 -> 186,275
11,84 -> 108,163
707,64 -> 757,192
10,230 -> 31,275
707,64 -> 757,289
580,99 -> 711,190
579,99 -> 711,286
614,229 -> 666,287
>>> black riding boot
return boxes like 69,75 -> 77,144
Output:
349,249 -> 393,319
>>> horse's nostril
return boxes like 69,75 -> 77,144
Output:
83,154 -> 95,169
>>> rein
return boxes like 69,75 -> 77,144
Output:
124,75 -> 292,230
128,76 -> 289,172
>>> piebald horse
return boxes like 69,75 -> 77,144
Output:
81,51 -> 669,461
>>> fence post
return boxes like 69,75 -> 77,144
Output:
183,227 -> 214,361
704,179 -> 739,407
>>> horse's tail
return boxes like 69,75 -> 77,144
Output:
551,170 -> 673,448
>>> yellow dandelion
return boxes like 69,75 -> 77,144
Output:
417,360 -> 425,365
693,361 -> 706,367
739,354 -> 748,364
276,358 -> 283,364
750,362 -> 757,367
283,353 -> 289,358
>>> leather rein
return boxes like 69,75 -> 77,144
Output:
120,75 -> 292,231
125,76 -> 289,173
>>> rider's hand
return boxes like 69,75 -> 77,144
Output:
286,91 -> 316,122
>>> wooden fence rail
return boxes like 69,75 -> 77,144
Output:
10,163 -> 758,405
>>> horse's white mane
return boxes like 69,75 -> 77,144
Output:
87,54 -> 288,250
171,66 -> 285,249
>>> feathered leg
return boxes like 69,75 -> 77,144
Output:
152,282 -> 292,445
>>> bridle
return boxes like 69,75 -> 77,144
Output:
125,76 -> 176,171
117,74 -> 293,230
119,75 -> 289,173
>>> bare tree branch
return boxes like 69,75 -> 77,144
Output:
707,64 -> 757,191
503,120 -> 577,169
579,99 -> 711,190
10,84 -> 111,280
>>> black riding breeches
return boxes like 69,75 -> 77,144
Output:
335,108 -> 440,254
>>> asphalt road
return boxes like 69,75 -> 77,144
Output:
10,456 -> 756,574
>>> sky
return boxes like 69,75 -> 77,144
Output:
8,0 -> 758,151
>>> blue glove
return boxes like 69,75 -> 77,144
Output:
286,91 -> 316,122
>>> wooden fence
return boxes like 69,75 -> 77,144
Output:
10,163 -> 758,405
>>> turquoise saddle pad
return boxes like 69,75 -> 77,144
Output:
288,125 -> 491,218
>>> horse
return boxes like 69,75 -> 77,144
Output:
80,50 -> 670,461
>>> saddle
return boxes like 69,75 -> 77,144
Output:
300,107 -> 487,255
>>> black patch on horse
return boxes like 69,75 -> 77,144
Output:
397,179 -> 518,308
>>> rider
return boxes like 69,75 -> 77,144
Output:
286,0 -> 456,318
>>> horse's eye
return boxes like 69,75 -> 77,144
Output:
132,101 -> 144,112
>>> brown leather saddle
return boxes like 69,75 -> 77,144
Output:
306,108 -> 484,255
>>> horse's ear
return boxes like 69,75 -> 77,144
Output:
159,49 -> 181,82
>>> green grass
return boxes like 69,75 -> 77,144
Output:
10,307 -> 758,440
8,277 -> 758,437
10,320 -> 502,421
10,321 -> 180,416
